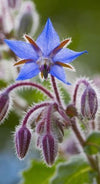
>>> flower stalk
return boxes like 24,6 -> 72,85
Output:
22,102 -> 51,127
73,79 -> 89,106
6,81 -> 54,99
50,75 -> 62,105
71,118 -> 97,171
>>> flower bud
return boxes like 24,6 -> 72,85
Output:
52,120 -> 64,143
15,126 -> 31,159
0,91 -> 10,122
81,86 -> 98,120
36,120 -> 44,134
66,104 -> 78,118
16,1 -> 39,37
16,2 -> 34,38
17,12 -> 33,38
42,133 -> 58,166
8,0 -> 20,9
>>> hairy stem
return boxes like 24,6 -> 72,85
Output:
46,104 -> 53,133
50,75 -> 62,105
22,102 -> 50,126
6,82 -> 54,99
71,118 -> 97,171
73,79 -> 89,106
91,120 -> 95,130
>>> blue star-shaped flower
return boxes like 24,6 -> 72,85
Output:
5,18 -> 87,84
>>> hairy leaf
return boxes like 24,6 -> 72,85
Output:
50,156 -> 92,184
84,131 -> 100,155
21,160 -> 55,184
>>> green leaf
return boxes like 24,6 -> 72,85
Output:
18,88 -> 46,105
59,85 -> 70,104
51,156 -> 92,184
84,131 -> 100,155
21,160 -> 55,184
0,79 -> 7,89
2,110 -> 20,130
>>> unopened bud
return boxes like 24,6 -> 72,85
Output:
15,126 -> 31,159
66,104 -> 77,118
36,120 -> 44,134
81,86 -> 98,120
0,91 -> 10,122
42,134 -> 58,166
52,120 -> 64,143
17,3 -> 34,37
8,0 -> 20,8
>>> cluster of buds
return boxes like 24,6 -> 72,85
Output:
0,77 -> 99,165
35,104 -> 64,165
16,102 -> 69,166
0,81 -> 71,166
0,76 -> 99,166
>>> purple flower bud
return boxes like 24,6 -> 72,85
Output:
81,86 -> 98,120
8,0 -> 18,8
0,91 -> 10,122
15,126 -> 31,159
36,121 -> 44,134
42,133 -> 58,166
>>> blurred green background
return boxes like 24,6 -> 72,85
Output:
0,0 -> 100,183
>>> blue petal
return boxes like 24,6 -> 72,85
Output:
4,39 -> 38,60
50,64 -> 71,85
53,48 -> 88,63
36,18 -> 60,56
16,62 -> 40,80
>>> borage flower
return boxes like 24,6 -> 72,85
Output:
5,18 -> 87,84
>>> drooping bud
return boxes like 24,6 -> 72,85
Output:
8,0 -> 20,9
0,91 -> 10,122
42,133 -> 58,166
81,86 -> 98,120
16,1 -> 39,38
15,126 -> 31,159
17,12 -> 33,38
36,120 -> 45,134
66,104 -> 78,118
52,120 -> 64,143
